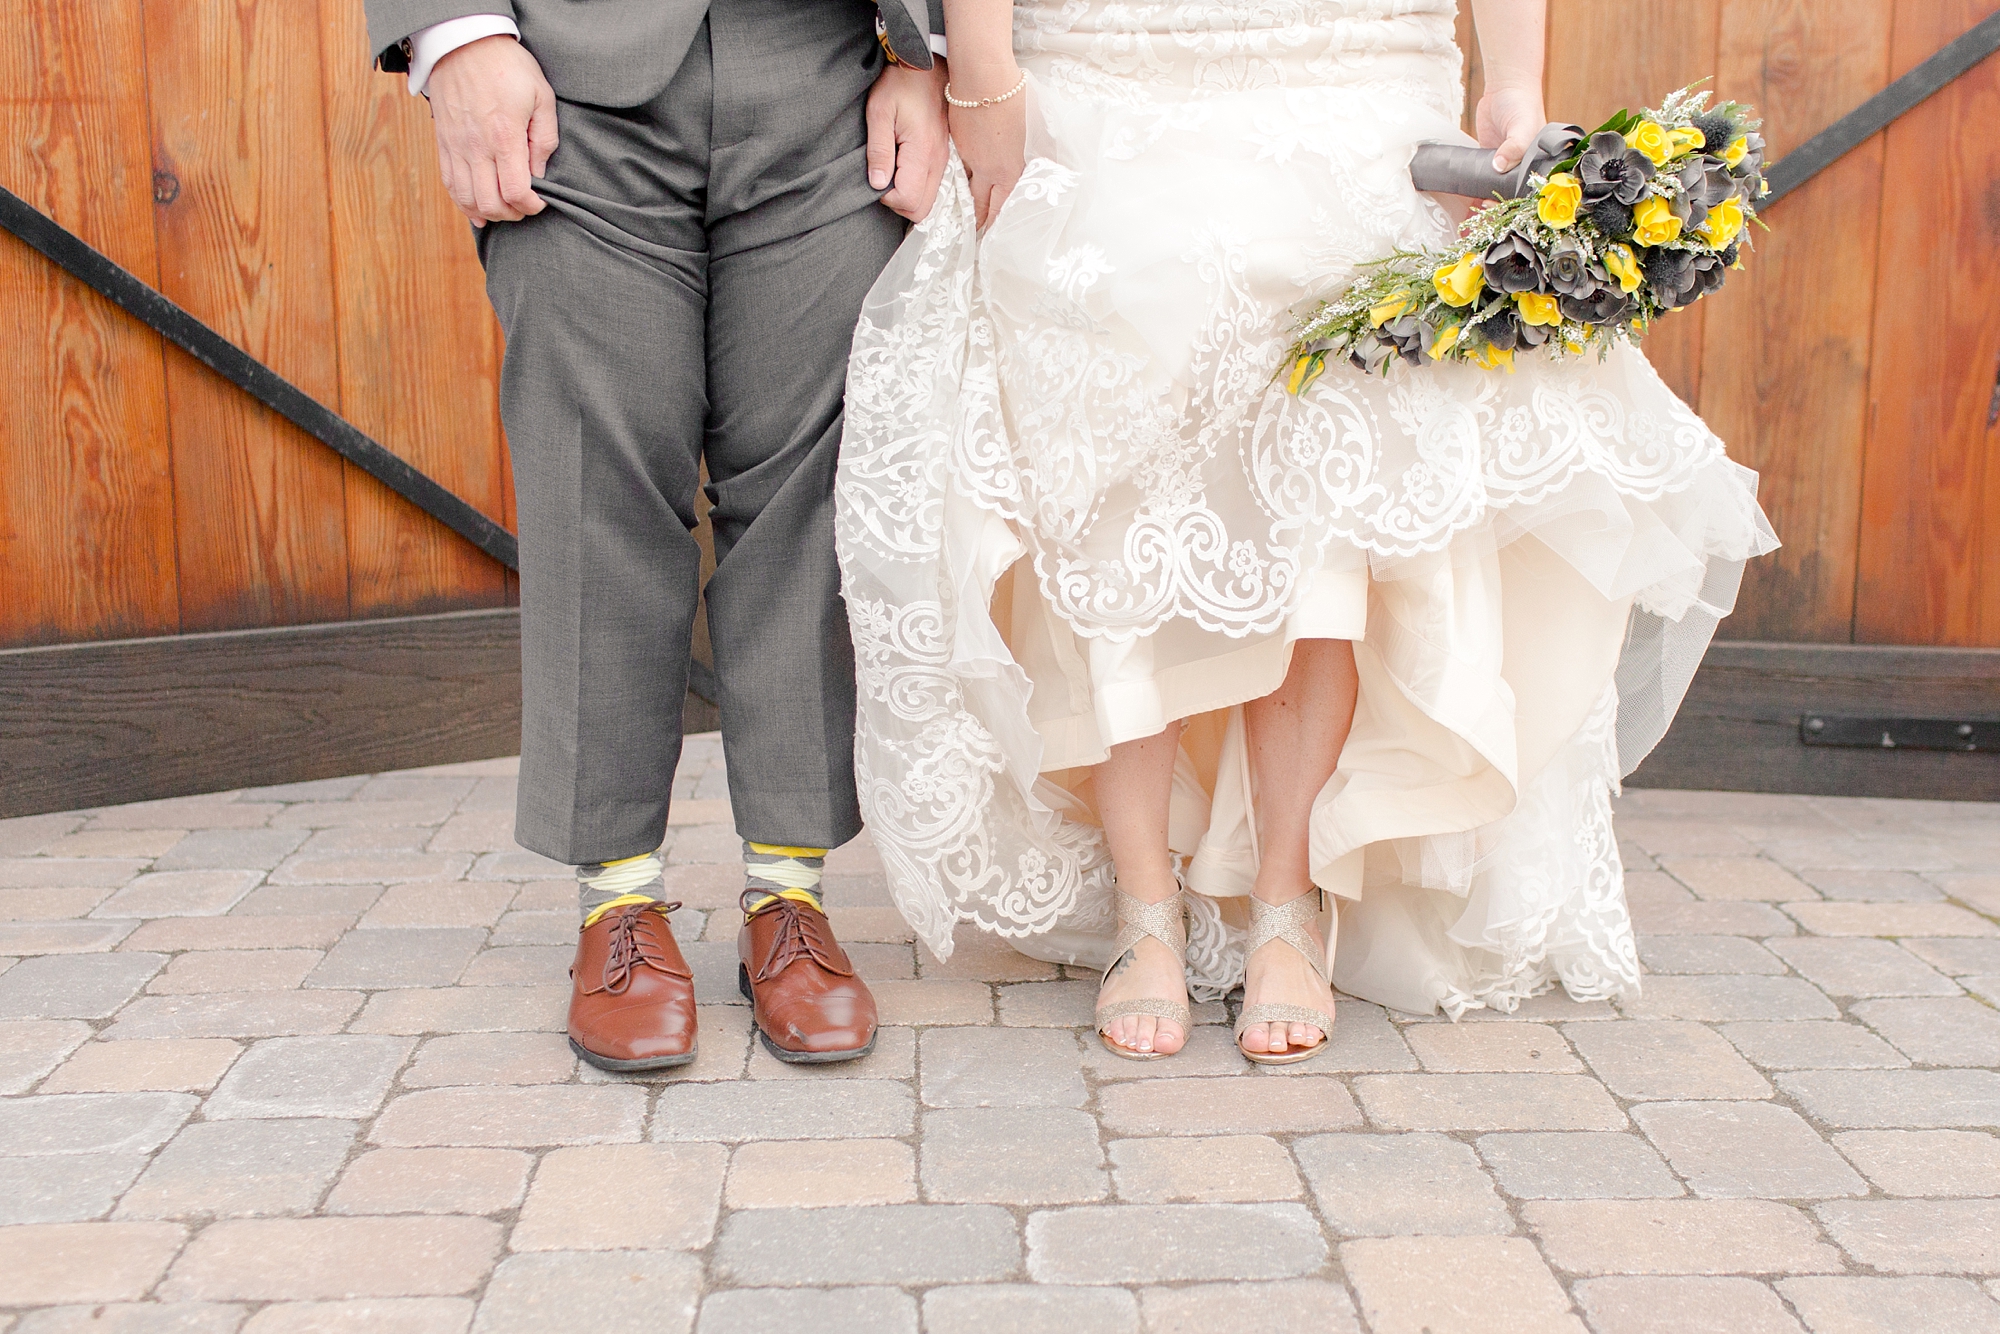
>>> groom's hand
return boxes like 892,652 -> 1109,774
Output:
866,61 -> 949,222
426,35 -> 559,228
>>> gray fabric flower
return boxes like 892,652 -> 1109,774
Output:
1578,131 -> 1655,206
1671,163 -> 1712,230
1481,232 -> 1545,295
1691,250 -> 1728,300
1558,286 -> 1632,325
1379,314 -> 1427,365
1644,247 -> 1702,309
1544,237 -> 1598,297
1348,333 -> 1394,375
1481,309 -> 1551,352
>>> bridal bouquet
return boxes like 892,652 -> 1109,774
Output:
1284,87 -> 1766,387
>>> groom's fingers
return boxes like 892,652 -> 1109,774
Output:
882,112 -> 947,222
865,92 -> 898,192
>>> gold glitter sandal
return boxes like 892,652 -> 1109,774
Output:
1095,887 -> 1191,1061
1235,890 -> 1335,1066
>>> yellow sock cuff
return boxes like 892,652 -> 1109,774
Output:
744,887 -> 825,917
583,893 -> 669,929
746,843 -> 828,860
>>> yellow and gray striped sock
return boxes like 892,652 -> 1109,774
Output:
742,841 -> 826,916
577,852 -> 665,926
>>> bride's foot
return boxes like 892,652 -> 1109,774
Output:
1236,889 -> 1335,1063
1096,887 -> 1190,1060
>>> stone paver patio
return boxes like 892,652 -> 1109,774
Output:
2,735 -> 1998,1333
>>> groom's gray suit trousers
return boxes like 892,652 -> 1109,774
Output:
478,0 -> 903,864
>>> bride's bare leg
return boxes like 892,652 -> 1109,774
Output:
1241,639 -> 1358,1055
1094,721 -> 1188,1056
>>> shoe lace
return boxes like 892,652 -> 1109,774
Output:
749,898 -> 852,982
597,900 -> 689,995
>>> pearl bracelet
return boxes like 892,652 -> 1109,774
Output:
944,72 -> 1028,109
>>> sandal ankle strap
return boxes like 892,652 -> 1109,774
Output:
1244,889 -> 1331,986
1103,887 -> 1188,983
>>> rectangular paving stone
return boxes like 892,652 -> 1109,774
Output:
651,1079 -> 912,1142
486,912 -> 577,948
1767,938 -> 1960,998
1109,1134 -> 1301,1205
0,1153 -> 149,1225
160,1217 -> 501,1301
206,1035 -> 413,1120
0,1222 -> 189,1306
1355,1073 -> 1625,1131
0,886 -> 115,921
1719,1021 -> 1911,1071
1616,820 -> 1760,858
699,1288 -> 916,1334
1814,1199 -> 2000,1274
371,1085 -> 646,1147
725,1139 -> 915,1209
403,1032 -> 576,1088
42,1038 -> 241,1094
240,1297 -> 474,1334
1343,1236 -> 1585,1334
93,871 -> 265,919
266,800 -> 460,831
1904,938 -> 2000,976
1573,1277 -> 1804,1334
0,920 -> 138,955
1566,1020 -> 1773,1100
324,1147 -> 532,1217
0,812 -> 86,856
0,952 -> 166,1019
585,1003 -> 750,1085
1833,1130 -> 2000,1197
360,883 -> 518,929
512,1143 -> 726,1252
1630,901 -> 1798,937
866,979 -> 992,1026
922,1107 -> 1107,1205
1101,1075 -> 1362,1135
305,928 -> 486,990
91,797 -> 281,831
1524,1199 -> 1843,1275
746,1024 -> 913,1082
17,1303 -> 252,1334
468,850 -> 568,881
0,1018 -> 91,1093
0,857 -> 151,889
116,1118 -> 357,1219
1778,1069 -> 2000,1128
1852,997 -> 2000,1066
919,1027 -> 1085,1107
923,932 -> 1059,982
473,1252 -> 698,1334
102,991 -> 363,1040
271,852 -> 472,887
924,1285 -> 1132,1334
0,1091 -> 197,1155
1139,1280 -> 1361,1334
1658,857 -> 1817,901
154,828 -> 310,873
1475,1132 -> 1683,1200
1619,975 -> 1839,1022
1786,902 -> 1999,937
1459,991 -> 1618,1023
1028,1203 -> 1324,1285
1637,936 -> 1787,975
122,916 -> 354,952
347,986 -> 566,1035
995,979 -> 1097,1026
230,886 -> 384,918
47,829 -> 187,858
423,810 -> 517,854
1317,1000 -> 1421,1071
1632,1101 -> 1865,1199
1405,1022 -> 1579,1072
714,1205 -> 1020,1286
1778,1276 -> 2000,1334
1801,869 -> 1949,902
148,950 -> 323,995
1295,1132 -> 1510,1235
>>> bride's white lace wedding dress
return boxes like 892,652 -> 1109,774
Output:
835,0 -> 1778,1016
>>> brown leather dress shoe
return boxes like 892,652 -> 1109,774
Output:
737,896 -> 877,1063
568,899 -> 698,1072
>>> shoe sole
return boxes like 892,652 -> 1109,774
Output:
739,963 -> 879,1064
568,1037 -> 698,1073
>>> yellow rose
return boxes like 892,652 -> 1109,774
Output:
1724,135 -> 1750,168
1698,196 -> 1745,248
1369,291 -> 1417,327
1563,338 -> 1586,355
1603,244 -> 1643,293
1628,120 -> 1673,166
1469,343 -> 1516,373
1285,351 -> 1328,395
1537,172 -> 1584,229
1428,322 -> 1463,359
1432,253 -> 1486,308
1666,126 -> 1706,159
1632,196 -> 1683,247
1516,292 -> 1562,327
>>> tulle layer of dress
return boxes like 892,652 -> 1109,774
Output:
834,0 -> 1778,1016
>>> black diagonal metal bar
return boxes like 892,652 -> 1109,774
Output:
1763,10 -> 2000,206
0,184 -> 518,571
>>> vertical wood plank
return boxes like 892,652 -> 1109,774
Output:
144,0 -> 353,632
1698,0 -> 1893,642
1854,0 -> 2000,647
1543,0 -> 1722,404
318,0 -> 511,620
0,0 -> 180,648
1455,0 -> 1484,138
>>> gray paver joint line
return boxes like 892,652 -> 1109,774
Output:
2,762 -> 1996,1324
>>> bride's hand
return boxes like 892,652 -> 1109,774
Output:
1475,83 -> 1547,173
947,61 -> 1028,229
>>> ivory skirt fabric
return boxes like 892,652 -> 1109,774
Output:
834,0 -> 1778,1015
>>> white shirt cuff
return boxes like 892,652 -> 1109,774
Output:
929,34 -> 948,58
407,14 -> 522,96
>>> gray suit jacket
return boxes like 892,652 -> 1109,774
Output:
365,0 -> 947,107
